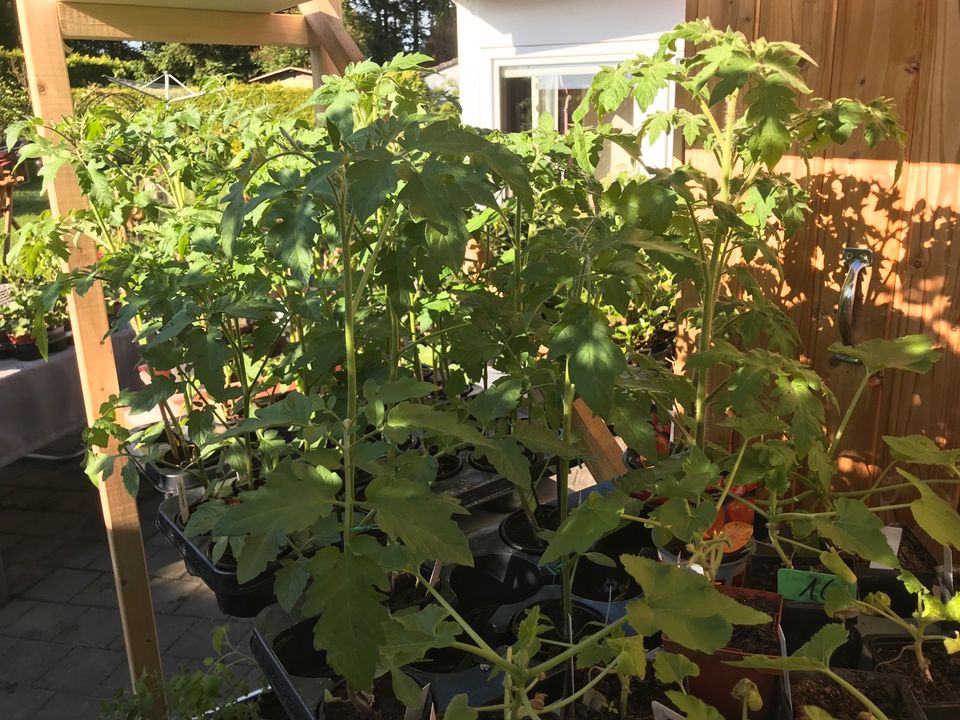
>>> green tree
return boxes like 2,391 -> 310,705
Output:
250,45 -> 311,74
345,0 -> 455,63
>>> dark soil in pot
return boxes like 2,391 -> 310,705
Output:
322,675 -> 412,720
499,506 -> 561,554
436,452 -> 464,481
272,619 -> 332,678
856,527 -> 938,617
725,592 -> 781,655
572,523 -> 653,602
468,445 -> 535,474
567,669 -> 669,719
867,636 -> 960,705
448,553 -> 543,611
787,669 -> 922,720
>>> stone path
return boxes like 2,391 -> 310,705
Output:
0,454 -> 264,720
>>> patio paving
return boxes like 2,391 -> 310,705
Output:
0,445 -> 265,720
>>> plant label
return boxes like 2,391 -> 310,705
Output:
868,526 -> 903,569
777,568 -> 855,605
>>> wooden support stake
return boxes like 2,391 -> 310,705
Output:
17,0 -> 165,709
571,398 -> 627,484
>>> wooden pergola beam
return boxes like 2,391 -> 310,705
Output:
59,1 -> 311,46
16,0 -> 165,712
300,0 -> 363,74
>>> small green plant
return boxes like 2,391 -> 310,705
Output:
100,626 -> 260,720
732,624 -> 896,720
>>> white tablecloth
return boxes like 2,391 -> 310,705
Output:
0,327 -> 142,468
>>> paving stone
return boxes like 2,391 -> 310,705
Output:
150,576 -> 196,614
0,597 -> 37,629
58,606 -> 123,650
174,578 -> 222,618
0,636 -> 73,688
3,600 -> 86,642
50,539 -> 108,569
21,567 -> 100,602
0,686 -> 54,720
166,618 -> 232,660
35,646 -> 126,695
34,691 -> 105,720
70,570 -> 118,608
0,487 -> 50,511
4,562 -> 52,596
147,544 -> 188,580
0,533 -> 25,551
2,535 -> 63,566
56,513 -> 107,541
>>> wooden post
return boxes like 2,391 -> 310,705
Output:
15,0 -> 165,709
300,0 -> 364,80
571,399 -> 628,484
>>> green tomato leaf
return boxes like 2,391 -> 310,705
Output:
376,378 -> 440,405
443,695 -> 478,720
390,669 -> 423,709
236,530 -> 286,584
215,462 -> 341,537
549,301 -> 625,418
386,402 -> 487,448
274,559 -> 310,613
813,499 -> 899,568
653,650 -> 700,687
793,623 -> 849,666
365,478 -> 472,565
513,423 -> 580,458
883,435 -> 960,469
470,377 -> 523,424
609,635 -> 647,679
666,691 -> 725,720
827,334 -> 940,376
481,437 -> 531,490
540,490 -> 628,565
304,544 -> 389,690
622,556 -> 769,654
900,469 -> 960,550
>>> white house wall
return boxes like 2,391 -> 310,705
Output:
455,0 -> 686,170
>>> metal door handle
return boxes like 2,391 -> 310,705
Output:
835,247 -> 873,362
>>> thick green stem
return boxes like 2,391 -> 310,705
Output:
338,179 -> 357,552
558,357 -> 576,657
829,372 -> 871,459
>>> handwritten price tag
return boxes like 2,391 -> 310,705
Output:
777,568 -> 856,605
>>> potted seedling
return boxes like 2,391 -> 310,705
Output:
825,572 -> 960,719
731,623 -> 926,720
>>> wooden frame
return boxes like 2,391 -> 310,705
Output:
14,0 -> 358,711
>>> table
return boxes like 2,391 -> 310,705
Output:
0,327 -> 143,469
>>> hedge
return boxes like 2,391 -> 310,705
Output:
0,48 -> 144,89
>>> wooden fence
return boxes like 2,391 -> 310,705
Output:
684,1 -> 960,515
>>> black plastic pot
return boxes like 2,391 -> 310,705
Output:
156,491 -> 280,617
430,448 -> 521,511
446,552 -> 544,612
855,527 -> 938,617
498,506 -> 561,555
778,668 -> 925,720
252,605 -> 434,720
143,459 -> 215,497
864,634 -> 960,720
9,327 -> 73,361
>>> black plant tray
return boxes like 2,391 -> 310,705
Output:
863,634 -> 960,720
252,604 -> 435,720
156,490 -> 279,617
432,447 -> 554,512
5,329 -> 73,361
777,668 -> 925,720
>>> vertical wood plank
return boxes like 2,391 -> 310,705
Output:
15,0 -> 164,706
300,0 -> 363,74
800,0 -> 924,483
882,0 -> 960,519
